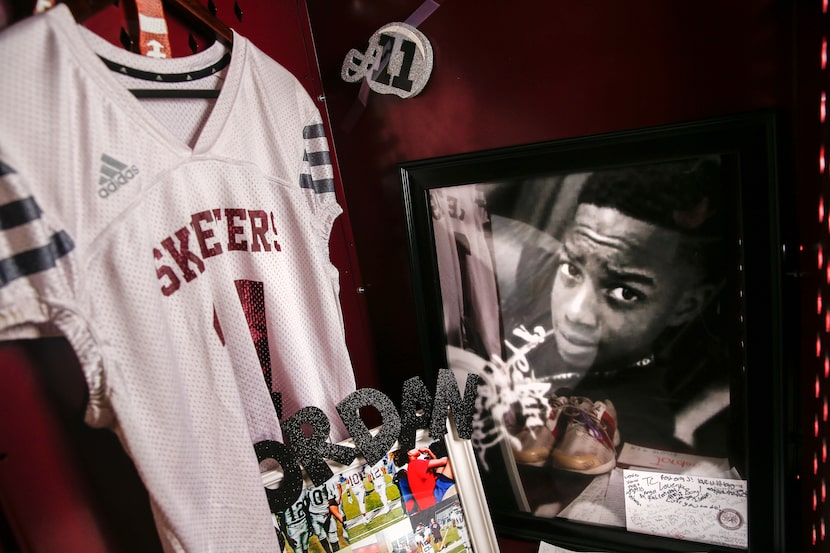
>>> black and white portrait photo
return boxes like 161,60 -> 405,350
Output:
430,156 -> 742,520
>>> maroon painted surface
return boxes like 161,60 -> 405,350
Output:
0,344 -> 109,553
305,0 -> 793,395
497,536 -> 537,553
0,341 -> 162,553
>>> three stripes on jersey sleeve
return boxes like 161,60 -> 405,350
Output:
0,161 -> 74,288
300,123 -> 335,195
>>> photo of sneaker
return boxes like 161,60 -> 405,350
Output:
512,424 -> 555,466
550,399 -> 620,475
511,395 -> 570,466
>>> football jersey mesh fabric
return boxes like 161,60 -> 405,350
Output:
0,5 -> 357,551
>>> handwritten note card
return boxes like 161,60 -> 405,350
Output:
623,470 -> 748,549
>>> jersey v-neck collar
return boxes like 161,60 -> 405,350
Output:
47,4 -> 245,156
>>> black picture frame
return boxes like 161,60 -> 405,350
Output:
399,112 -> 791,552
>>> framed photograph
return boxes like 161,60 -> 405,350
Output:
399,113 -> 791,552
262,420 -> 500,553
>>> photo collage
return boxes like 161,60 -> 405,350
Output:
273,437 -> 475,553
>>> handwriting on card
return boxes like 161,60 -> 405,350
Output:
623,470 -> 748,549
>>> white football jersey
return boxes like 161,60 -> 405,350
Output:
284,488 -> 310,530
307,480 -> 338,517
0,5 -> 356,551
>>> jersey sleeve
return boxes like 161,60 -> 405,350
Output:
0,159 -> 112,427
0,160 -> 75,336
299,115 -> 342,241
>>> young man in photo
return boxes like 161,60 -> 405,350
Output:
500,158 -> 726,472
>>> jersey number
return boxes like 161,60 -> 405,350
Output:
310,487 -> 327,506
214,279 -> 282,417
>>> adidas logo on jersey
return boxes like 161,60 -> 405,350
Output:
98,154 -> 139,199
